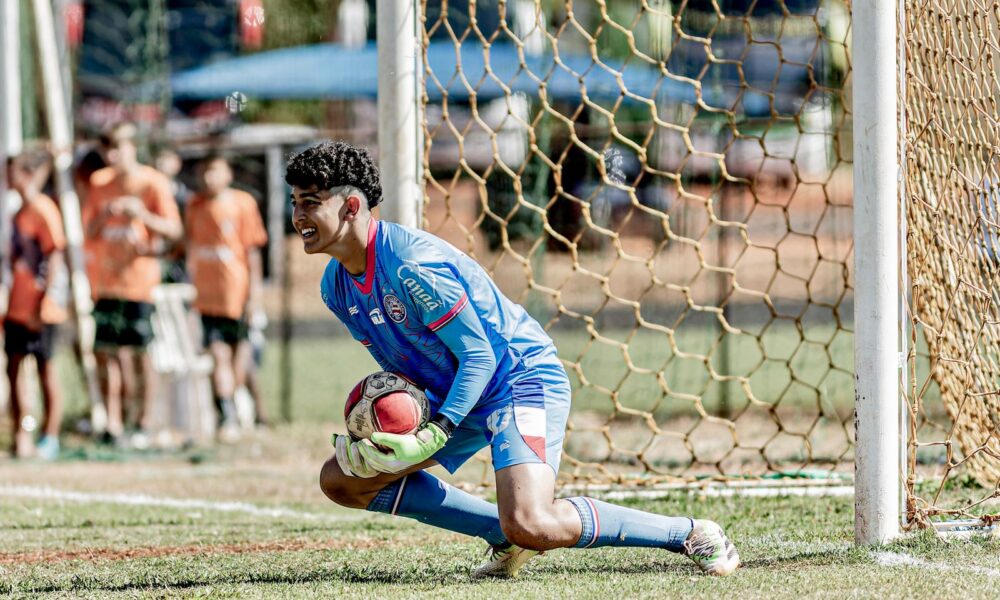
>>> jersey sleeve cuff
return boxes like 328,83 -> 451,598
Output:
430,413 -> 458,437
427,293 -> 469,331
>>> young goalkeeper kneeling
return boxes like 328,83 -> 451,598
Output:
288,141 -> 740,578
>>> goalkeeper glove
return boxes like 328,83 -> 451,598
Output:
331,433 -> 379,478
358,421 -> 449,474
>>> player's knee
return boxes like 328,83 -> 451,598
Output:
318,457 -> 370,509
499,508 -> 552,551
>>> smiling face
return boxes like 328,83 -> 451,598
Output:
290,184 -> 367,258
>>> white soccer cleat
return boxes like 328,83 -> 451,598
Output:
471,542 -> 540,579
682,519 -> 741,576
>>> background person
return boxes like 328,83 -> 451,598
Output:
4,149 -> 69,460
83,123 -> 182,446
185,155 -> 267,437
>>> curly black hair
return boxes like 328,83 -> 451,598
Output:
284,141 -> 382,209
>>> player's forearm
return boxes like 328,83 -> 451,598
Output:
139,212 -> 182,241
439,349 -> 496,430
435,311 -> 498,427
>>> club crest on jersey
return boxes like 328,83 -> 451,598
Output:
383,294 -> 407,323
396,261 -> 442,310
369,308 -> 385,325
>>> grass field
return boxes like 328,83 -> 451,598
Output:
2,326 -> 995,598
2,436 -> 999,599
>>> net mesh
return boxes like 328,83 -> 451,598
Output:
420,0 -> 855,486
902,0 -> 1000,526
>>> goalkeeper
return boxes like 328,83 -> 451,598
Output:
288,141 -> 740,578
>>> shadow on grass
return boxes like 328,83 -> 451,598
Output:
6,564 -> 468,595
528,543 -> 857,577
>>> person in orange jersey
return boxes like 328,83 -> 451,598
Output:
83,123 -> 182,446
4,149 -> 69,460
74,147 -> 107,295
185,155 -> 267,435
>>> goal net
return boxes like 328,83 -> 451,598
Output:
419,0 -> 999,525
421,0 -> 853,488
902,0 -> 1000,529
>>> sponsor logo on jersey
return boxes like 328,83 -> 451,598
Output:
401,278 -> 442,310
383,294 -> 407,323
369,308 -> 385,325
348,305 -> 359,316
397,262 -> 442,310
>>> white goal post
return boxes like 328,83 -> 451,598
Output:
376,0 -> 423,228
851,0 -> 900,546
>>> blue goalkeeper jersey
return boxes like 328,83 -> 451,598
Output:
320,219 -> 556,425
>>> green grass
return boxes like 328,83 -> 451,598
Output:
2,479 -> 999,599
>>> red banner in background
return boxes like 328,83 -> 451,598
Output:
65,1 -> 84,48
240,0 -> 265,49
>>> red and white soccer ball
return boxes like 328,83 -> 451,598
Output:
344,372 -> 431,442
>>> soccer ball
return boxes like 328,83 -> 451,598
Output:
344,371 -> 430,442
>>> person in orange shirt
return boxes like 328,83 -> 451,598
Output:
74,147 -> 107,291
185,155 -> 267,434
4,149 -> 69,460
83,123 -> 182,445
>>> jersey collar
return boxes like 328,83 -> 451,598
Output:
350,219 -> 378,295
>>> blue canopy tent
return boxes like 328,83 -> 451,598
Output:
169,41 -> 810,118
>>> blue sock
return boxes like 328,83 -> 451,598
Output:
566,497 -> 693,553
367,471 -> 508,547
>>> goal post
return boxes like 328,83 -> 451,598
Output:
0,0 -> 22,310
376,0 -> 423,228
851,0 -> 900,546
31,0 -> 105,427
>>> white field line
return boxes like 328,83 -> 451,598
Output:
0,485 -> 361,522
874,551 -> 1000,578
593,485 -> 856,501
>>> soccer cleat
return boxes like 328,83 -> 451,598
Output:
470,542 -> 539,579
682,520 -> 740,576
36,436 -> 60,461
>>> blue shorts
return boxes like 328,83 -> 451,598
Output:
431,353 -> 571,475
